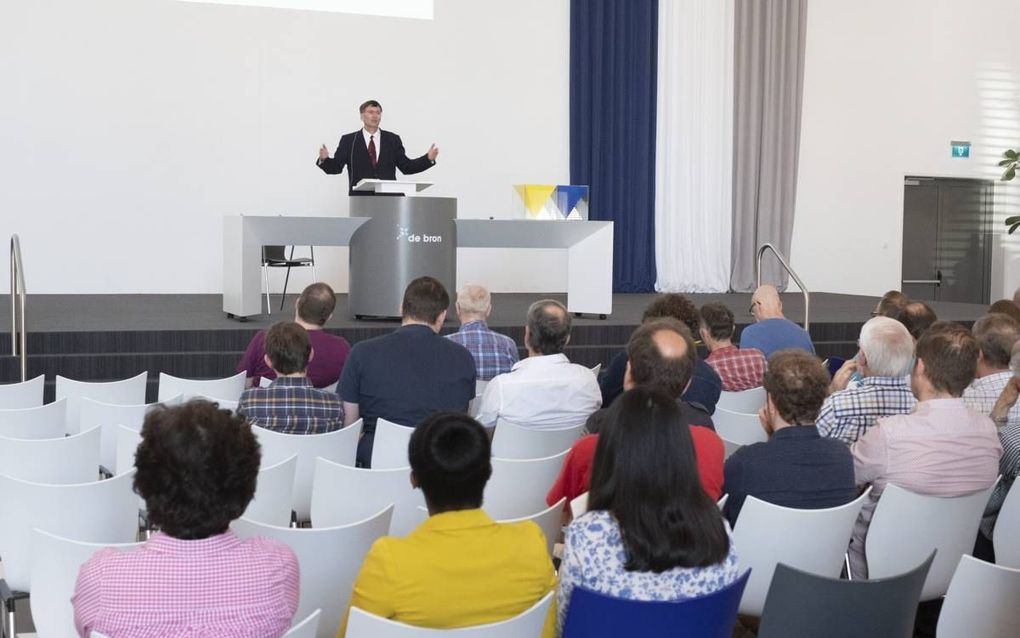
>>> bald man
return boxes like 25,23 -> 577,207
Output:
446,284 -> 519,381
739,285 -> 815,359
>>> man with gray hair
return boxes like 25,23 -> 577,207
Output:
816,316 -> 916,444
963,312 -> 1020,421
446,284 -> 519,381
476,299 -> 601,429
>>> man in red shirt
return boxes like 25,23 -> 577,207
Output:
700,302 -> 767,392
547,318 -> 724,511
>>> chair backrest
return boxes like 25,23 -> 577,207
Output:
993,480 -> 1020,568
475,379 -> 488,397
346,591 -> 554,638
310,458 -> 425,536
0,470 -> 139,591
484,451 -> 569,520
716,387 -> 766,414
732,490 -> 871,615
285,609 -> 323,638
79,397 -> 167,472
866,481 -> 998,600
720,437 -> 742,460
712,408 -> 768,446
590,363 -> 602,378
260,376 -> 273,388
244,454 -> 298,527
55,372 -> 148,434
372,418 -> 414,469
491,419 -> 585,460
0,374 -> 44,409
937,555 -> 1020,638
0,426 -> 101,485
195,395 -> 239,412
232,506 -> 394,638
114,425 -> 143,475
716,494 -> 729,510
157,371 -> 246,402
499,499 -> 564,557
0,399 -> 67,440
253,421 -> 363,521
570,492 -> 589,519
263,244 -> 287,261
561,570 -> 751,638
756,553 -> 934,638
30,529 -> 142,638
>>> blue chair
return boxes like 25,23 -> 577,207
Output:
561,569 -> 751,638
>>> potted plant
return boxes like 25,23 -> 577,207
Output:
1000,149 -> 1020,233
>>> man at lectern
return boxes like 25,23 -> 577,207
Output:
316,99 -> 439,195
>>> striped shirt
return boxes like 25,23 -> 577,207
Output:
238,376 -> 343,434
816,376 -> 916,445
705,345 -> 766,392
982,420 -> 1020,537
445,320 -> 519,381
73,531 -> 299,638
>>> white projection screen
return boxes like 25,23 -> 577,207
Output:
176,0 -> 433,19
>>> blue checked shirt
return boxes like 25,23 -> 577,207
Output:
237,376 -> 344,435
445,320 -> 519,381
816,376 -> 916,445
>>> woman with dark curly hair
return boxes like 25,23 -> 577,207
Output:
72,400 -> 299,637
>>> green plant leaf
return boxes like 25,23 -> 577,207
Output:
1006,216 -> 1020,225
1005,166 -> 1017,181
999,159 -> 1014,167
1009,222 -> 1020,235
1007,149 -> 1019,160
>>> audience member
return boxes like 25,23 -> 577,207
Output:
341,413 -> 556,637
237,321 -> 344,434
901,300 -> 937,341
816,317 -> 916,444
236,282 -> 351,388
873,290 -> 909,319
980,351 -> 1020,558
475,299 -> 600,429
989,299 -> 1020,324
73,401 -> 299,637
446,284 -> 519,381
699,302 -> 766,391
339,277 -> 475,466
557,388 -> 739,631
722,350 -> 857,527
850,322 -> 1002,578
739,285 -> 815,358
600,294 -> 723,413
963,313 -> 1020,420
547,319 -> 725,509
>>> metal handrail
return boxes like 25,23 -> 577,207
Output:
756,243 -> 811,331
10,235 -> 26,381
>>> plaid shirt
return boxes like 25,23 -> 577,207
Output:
238,376 -> 343,434
816,376 -> 916,444
963,371 -> 1020,424
983,419 -> 1020,537
705,345 -> 766,392
446,320 -> 519,381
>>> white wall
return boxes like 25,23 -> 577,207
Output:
0,0 -> 570,294
793,0 -> 1020,299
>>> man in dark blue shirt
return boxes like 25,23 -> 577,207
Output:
340,277 -> 476,467
722,349 -> 856,527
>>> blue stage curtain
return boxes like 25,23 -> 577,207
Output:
570,0 -> 658,293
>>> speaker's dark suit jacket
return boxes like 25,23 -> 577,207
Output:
316,129 -> 434,195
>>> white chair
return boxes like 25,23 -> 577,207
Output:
157,371 -> 246,402
253,421 -> 363,521
310,458 -> 425,536
346,590 -> 554,638
114,425 -> 143,475
590,363 -> 602,378
732,489 -> 871,616
0,375 -> 44,409
500,499 -> 564,557
286,609 -> 323,638
570,492 -> 589,519
475,379 -> 488,397
484,451 -> 568,520
491,419 -> 584,460
0,426 -> 101,484
716,387 -> 766,413
866,481 -> 999,601
993,480 -> 1020,568
245,454 -> 298,527
196,395 -> 239,412
372,418 -> 414,469
232,506 -> 394,638
0,399 -> 66,440
55,372 -> 148,434
937,555 -> 1020,638
720,437 -> 743,460
30,529 -> 142,638
717,494 -> 729,510
80,397 -> 170,473
712,407 -> 768,446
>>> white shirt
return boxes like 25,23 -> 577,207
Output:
475,353 -> 601,429
361,129 -> 380,159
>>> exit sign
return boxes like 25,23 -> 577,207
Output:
951,141 -> 971,158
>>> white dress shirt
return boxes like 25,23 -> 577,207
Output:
475,353 -> 601,429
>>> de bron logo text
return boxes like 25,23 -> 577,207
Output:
396,226 -> 443,243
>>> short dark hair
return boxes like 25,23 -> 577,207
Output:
526,299 -> 571,355
134,400 -> 260,540
265,321 -> 311,375
359,99 -> 382,113
989,299 -> 1020,324
409,413 -> 492,511
402,276 -> 450,324
699,303 -> 736,341
627,319 -> 696,399
902,301 -> 937,340
763,350 -> 830,425
916,321 -> 979,396
296,282 -> 336,326
876,290 -> 909,320
642,294 -> 701,336
973,313 -> 1020,369
588,388 -> 729,572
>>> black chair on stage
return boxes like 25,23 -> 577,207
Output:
261,245 -> 316,313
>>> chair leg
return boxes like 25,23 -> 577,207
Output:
844,552 -> 853,581
262,263 -> 271,316
281,266 -> 292,311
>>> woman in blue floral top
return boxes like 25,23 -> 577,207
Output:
558,387 -> 740,630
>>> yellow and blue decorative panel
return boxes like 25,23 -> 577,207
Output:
513,184 -> 589,220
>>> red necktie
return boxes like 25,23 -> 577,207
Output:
368,135 -> 378,167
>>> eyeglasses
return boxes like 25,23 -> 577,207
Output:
748,301 -> 760,315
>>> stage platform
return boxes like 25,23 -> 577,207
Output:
0,292 -> 993,402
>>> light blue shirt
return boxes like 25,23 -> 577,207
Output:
738,318 -> 815,359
